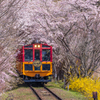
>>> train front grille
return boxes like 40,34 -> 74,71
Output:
25,64 -> 33,71
42,64 -> 50,70
24,63 -> 51,71
34,66 -> 40,70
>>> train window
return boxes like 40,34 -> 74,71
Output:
42,49 -> 50,61
42,45 -> 50,48
35,50 -> 40,60
25,64 -> 33,71
34,66 -> 40,70
24,49 -> 33,61
42,64 -> 50,70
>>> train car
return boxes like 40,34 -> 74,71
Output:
16,43 -> 52,83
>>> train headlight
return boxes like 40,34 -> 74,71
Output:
34,45 -> 37,48
38,45 -> 40,48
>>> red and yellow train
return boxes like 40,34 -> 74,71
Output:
16,43 -> 52,83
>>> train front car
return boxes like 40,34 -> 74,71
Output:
16,43 -> 52,83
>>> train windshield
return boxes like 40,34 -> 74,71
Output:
24,49 -> 33,61
35,50 -> 40,60
42,49 -> 50,61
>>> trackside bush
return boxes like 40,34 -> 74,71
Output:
66,75 -> 100,100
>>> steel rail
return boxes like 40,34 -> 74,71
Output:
29,85 -> 42,100
43,85 -> 62,100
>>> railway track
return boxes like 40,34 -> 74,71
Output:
29,84 -> 62,100
43,85 -> 62,100
30,85 -> 42,100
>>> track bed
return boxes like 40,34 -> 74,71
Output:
29,84 -> 62,100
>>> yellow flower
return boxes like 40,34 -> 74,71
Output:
66,76 -> 100,99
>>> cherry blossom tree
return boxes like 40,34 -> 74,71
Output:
0,0 -> 100,92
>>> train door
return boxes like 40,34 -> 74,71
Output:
35,50 -> 40,60
34,49 -> 41,70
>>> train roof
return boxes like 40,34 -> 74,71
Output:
24,43 -> 51,47
16,43 -> 52,52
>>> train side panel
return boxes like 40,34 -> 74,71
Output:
16,62 -> 23,75
16,48 -> 23,75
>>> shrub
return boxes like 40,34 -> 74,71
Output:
66,75 -> 100,100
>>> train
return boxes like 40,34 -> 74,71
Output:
16,43 -> 52,83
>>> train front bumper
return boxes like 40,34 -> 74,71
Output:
24,79 -> 51,82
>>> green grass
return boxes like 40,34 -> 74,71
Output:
46,80 -> 88,100
0,84 -> 37,100
0,81 -> 88,100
